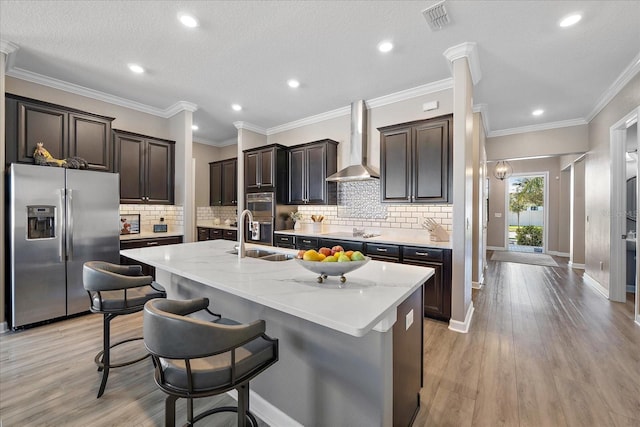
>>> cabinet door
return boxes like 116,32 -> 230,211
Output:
209,162 -> 223,206
414,118 -> 450,203
17,100 -> 67,163
259,148 -> 275,187
68,113 -> 113,171
245,151 -> 260,190
145,139 -> 174,204
197,227 -> 210,241
305,144 -> 327,204
380,126 -> 411,202
222,159 -> 237,206
288,148 -> 306,204
116,133 -> 145,203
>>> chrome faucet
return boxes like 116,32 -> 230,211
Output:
238,209 -> 253,259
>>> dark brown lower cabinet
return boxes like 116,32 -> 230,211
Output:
120,236 -> 183,278
393,285 -> 423,427
403,246 -> 452,321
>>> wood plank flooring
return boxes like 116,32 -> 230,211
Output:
1,255 -> 638,426
414,254 -> 640,427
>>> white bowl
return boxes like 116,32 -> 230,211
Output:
295,257 -> 370,283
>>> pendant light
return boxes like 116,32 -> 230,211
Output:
493,160 -> 513,181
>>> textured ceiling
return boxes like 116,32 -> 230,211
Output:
1,0 -> 639,144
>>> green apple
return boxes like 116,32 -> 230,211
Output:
322,255 -> 338,262
351,251 -> 365,261
337,254 -> 351,262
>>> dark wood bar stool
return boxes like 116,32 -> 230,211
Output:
143,297 -> 279,427
83,261 -> 166,398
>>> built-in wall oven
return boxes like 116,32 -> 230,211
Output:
246,192 -> 275,246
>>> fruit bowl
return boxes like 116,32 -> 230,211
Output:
295,257 -> 370,283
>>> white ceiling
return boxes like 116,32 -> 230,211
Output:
1,1 -> 639,145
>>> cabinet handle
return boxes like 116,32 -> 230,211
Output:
415,251 -> 430,256
146,242 -> 159,246
376,248 -> 387,252
302,239 -> 311,243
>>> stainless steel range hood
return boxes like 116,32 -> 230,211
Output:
325,100 -> 379,182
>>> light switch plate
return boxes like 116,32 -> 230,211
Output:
405,309 -> 414,330
495,212 -> 502,218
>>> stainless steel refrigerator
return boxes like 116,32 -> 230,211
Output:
9,163 -> 120,329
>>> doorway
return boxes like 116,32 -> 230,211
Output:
610,105 -> 640,326
505,173 -> 548,253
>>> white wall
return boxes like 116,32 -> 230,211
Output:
487,124 -> 588,160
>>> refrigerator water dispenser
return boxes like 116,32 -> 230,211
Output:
27,205 -> 56,239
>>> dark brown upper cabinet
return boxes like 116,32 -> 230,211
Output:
209,158 -> 237,206
244,144 -> 288,201
5,94 -> 114,171
114,129 -> 175,204
379,114 -> 452,204
287,139 -> 338,205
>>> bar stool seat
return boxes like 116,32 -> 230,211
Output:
143,298 -> 279,427
83,261 -> 166,398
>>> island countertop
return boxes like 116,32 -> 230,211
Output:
120,239 -> 433,337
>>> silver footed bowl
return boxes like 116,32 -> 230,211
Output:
295,257 -> 370,283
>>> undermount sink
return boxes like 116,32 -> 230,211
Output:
227,248 -> 294,261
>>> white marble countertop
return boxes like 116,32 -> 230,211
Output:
196,221 -> 238,230
274,228 -> 452,249
120,240 -> 432,337
120,230 -> 184,241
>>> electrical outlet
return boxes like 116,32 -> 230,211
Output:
600,261 -> 604,271
405,309 -> 414,330
495,212 -> 502,218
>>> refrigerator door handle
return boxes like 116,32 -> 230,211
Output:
59,188 -> 66,262
66,188 -> 74,261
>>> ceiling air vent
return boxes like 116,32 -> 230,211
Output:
422,0 -> 450,31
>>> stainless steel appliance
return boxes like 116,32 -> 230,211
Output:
9,164 -> 120,329
245,192 -> 291,246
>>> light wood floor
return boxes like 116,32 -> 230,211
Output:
2,256 -> 639,426
414,254 -> 640,427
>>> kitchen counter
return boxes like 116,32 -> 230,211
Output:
120,239 -> 431,426
119,230 -> 184,241
275,227 -> 452,249
196,221 -> 238,230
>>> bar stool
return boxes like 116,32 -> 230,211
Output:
83,261 -> 166,398
143,297 -> 279,427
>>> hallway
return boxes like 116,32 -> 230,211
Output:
415,256 -> 640,426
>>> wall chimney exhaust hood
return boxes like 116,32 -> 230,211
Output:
326,100 -> 379,182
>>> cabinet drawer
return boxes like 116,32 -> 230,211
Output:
319,238 -> 364,252
211,228 -> 223,239
403,246 -> 443,262
197,227 -> 210,241
296,236 -> 319,250
275,234 -> 294,246
120,236 -> 183,250
365,243 -> 400,261
223,229 -> 238,241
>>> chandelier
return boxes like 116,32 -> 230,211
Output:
493,160 -> 513,181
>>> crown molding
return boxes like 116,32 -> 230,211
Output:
218,138 -> 238,147
6,66 -> 197,118
443,42 -> 482,85
233,121 -> 266,135
472,103 -> 490,137
0,40 -> 19,70
267,78 -> 454,135
586,51 -> 640,123
488,118 -> 588,138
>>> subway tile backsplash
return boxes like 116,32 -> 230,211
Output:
197,206 -> 237,223
119,204 -> 184,232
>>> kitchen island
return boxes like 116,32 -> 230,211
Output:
121,239 -> 433,427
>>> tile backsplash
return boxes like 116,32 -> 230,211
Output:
119,204 -> 184,232
197,206 -> 237,223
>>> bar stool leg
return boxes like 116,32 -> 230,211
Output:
96,313 -> 114,398
165,394 -> 178,427
237,383 -> 250,427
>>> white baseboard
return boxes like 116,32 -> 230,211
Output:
548,251 -> 569,257
472,272 -> 484,290
227,389 -> 302,427
583,273 -> 609,299
0,321 -> 8,334
568,261 -> 585,269
486,246 -> 504,251
448,301 -> 474,334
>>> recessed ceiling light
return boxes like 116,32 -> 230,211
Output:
232,104 -> 242,112
287,79 -> 300,88
378,41 -> 394,53
532,109 -> 544,116
191,124 -> 199,131
179,14 -> 199,28
559,14 -> 582,27
128,63 -> 145,74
